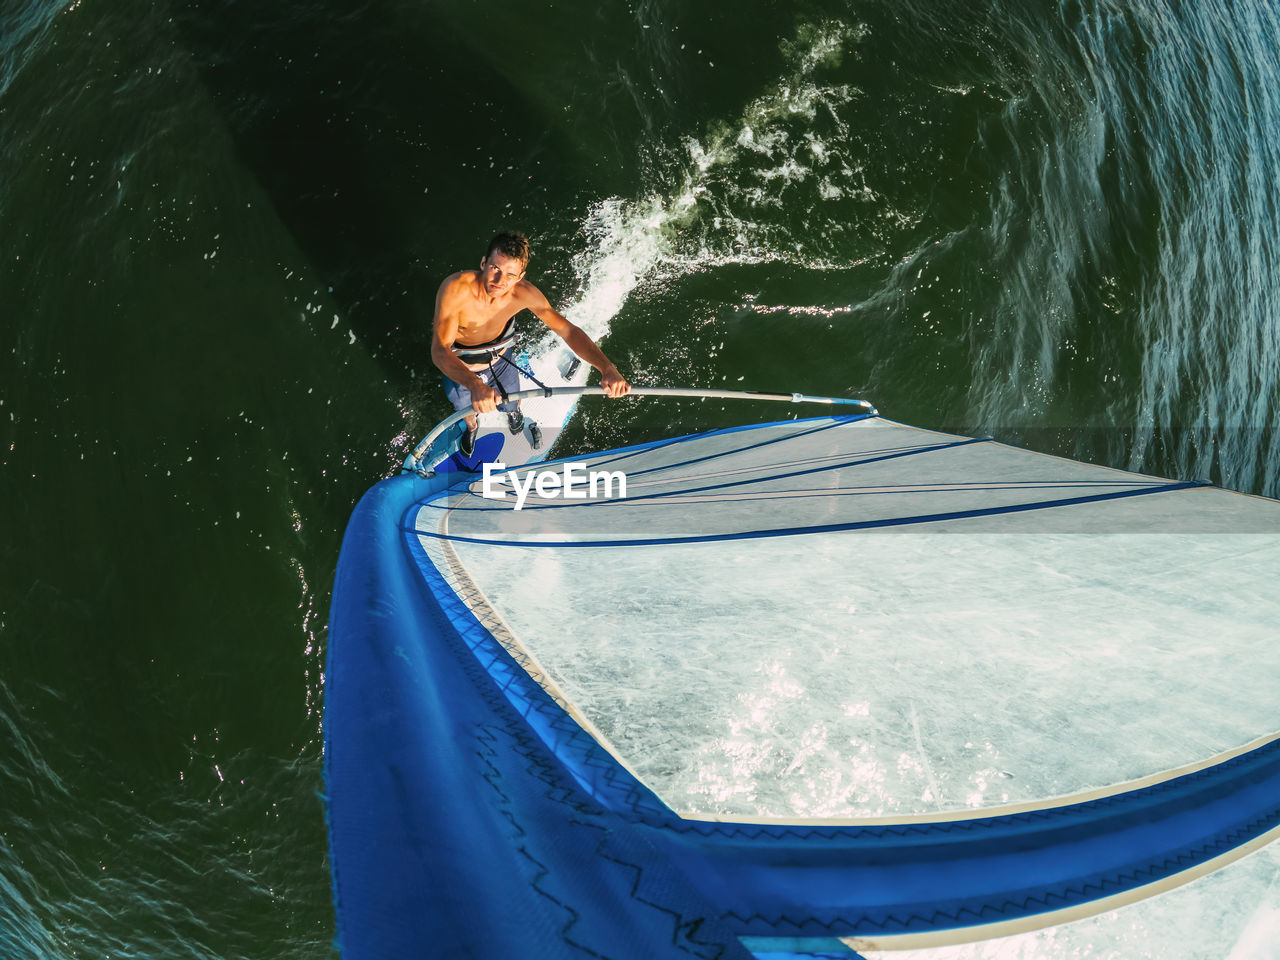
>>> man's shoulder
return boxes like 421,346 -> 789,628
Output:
437,269 -> 481,303
511,277 -> 548,308
440,268 -> 480,290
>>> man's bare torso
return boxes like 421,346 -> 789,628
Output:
448,270 -> 529,345
442,269 -> 534,370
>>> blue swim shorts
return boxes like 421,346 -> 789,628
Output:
442,348 -> 522,414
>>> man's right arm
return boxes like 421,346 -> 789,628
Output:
430,277 -> 499,412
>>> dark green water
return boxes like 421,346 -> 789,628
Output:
2,1 -> 1278,956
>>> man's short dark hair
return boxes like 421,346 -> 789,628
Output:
487,232 -> 531,268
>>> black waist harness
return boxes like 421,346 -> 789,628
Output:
452,318 -> 517,360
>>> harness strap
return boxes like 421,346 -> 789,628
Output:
494,351 -> 553,398
485,354 -> 511,404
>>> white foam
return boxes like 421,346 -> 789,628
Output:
547,18 -> 879,357
560,196 -> 677,342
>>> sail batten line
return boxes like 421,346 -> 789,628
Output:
436,479 -> 1168,515
411,480 -> 1207,548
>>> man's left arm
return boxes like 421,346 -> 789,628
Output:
528,291 -> 630,398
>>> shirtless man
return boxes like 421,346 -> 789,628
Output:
431,232 -> 630,456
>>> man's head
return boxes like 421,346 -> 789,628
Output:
480,231 -> 530,296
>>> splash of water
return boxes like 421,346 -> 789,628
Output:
556,19 -> 877,345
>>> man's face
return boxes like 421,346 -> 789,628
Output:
480,252 -> 526,296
